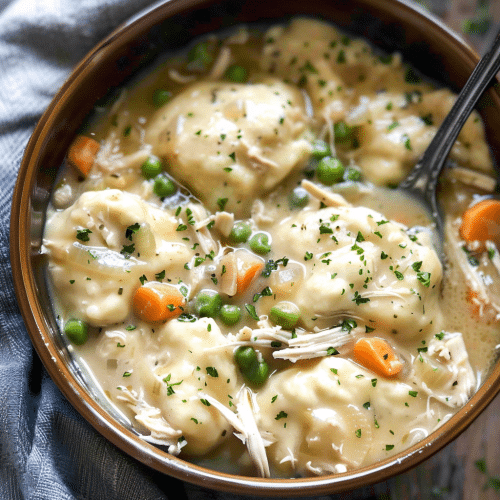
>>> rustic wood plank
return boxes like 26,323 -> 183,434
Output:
455,395 -> 500,500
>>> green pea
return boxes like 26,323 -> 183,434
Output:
234,346 -> 257,371
141,156 -> 162,179
194,289 -> 222,318
229,220 -> 252,244
234,346 -> 269,385
219,304 -> 241,326
288,186 -> 310,209
248,360 -> 269,385
316,156 -> 345,186
249,232 -> 271,255
225,64 -> 248,83
64,318 -> 88,345
311,139 -> 331,159
153,174 -> 177,198
188,41 -> 212,68
334,120 -> 354,143
152,89 -> 172,108
269,301 -> 300,330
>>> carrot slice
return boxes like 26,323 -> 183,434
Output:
133,284 -> 185,323
236,258 -> 265,295
219,250 -> 265,297
233,251 -> 265,295
67,135 -> 100,177
459,199 -> 500,246
353,337 -> 403,378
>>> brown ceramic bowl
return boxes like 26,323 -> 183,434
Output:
10,0 -> 500,496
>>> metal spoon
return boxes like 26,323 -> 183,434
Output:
398,29 -> 500,254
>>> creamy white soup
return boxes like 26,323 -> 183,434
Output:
43,18 -> 500,478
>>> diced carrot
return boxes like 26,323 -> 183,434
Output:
459,199 -> 500,247
235,253 -> 265,295
353,337 -> 403,378
219,250 -> 265,297
132,284 -> 185,323
67,135 -> 100,177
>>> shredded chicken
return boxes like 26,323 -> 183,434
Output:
116,387 -> 185,454
187,203 -> 219,255
227,316 -> 294,348
446,220 -> 500,319
198,388 -> 274,478
412,332 -> 476,407
209,46 -> 232,80
194,211 -> 235,237
235,388 -> 272,478
96,143 -> 152,172
273,325 -> 360,362
168,68 -> 197,84
300,179 -> 351,208
448,166 -> 497,192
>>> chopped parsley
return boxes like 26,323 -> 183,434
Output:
155,270 -> 166,281
120,243 -> 135,256
245,304 -> 259,321
253,286 -> 273,302
261,257 -> 289,277
76,228 -> 92,242
402,134 -> 412,150
162,374 -> 183,396
125,222 -> 140,240
217,198 -> 228,211
417,271 -> 431,287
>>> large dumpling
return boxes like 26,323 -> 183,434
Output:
145,79 -> 313,216
258,202 -> 443,338
43,189 -> 193,325
256,355 -> 454,476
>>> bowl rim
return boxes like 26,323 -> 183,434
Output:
9,0 -> 500,496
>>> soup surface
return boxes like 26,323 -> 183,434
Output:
42,18 -> 500,478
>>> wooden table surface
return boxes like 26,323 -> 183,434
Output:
339,1 -> 500,499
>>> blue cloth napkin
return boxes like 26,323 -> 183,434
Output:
0,1 -> 393,498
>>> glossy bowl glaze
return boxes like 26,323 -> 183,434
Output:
10,0 -> 500,496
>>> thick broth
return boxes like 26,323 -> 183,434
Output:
43,18 -> 500,478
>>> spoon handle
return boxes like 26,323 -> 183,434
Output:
400,28 -> 500,202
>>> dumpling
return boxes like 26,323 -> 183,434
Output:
145,79 -> 313,216
260,202 -> 443,338
43,189 -> 193,325
142,317 -> 239,455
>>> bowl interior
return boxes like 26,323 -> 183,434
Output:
10,0 -> 500,496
